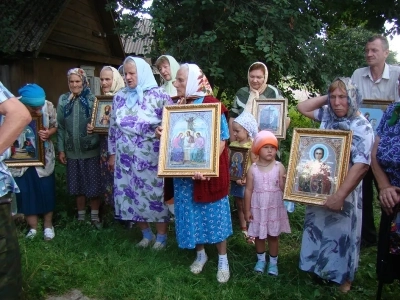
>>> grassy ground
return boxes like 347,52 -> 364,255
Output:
18,163 -> 400,300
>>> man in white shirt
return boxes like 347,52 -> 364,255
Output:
351,35 -> 400,247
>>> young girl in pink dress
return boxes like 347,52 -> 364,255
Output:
244,131 -> 291,276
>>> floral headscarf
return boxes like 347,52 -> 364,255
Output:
244,62 -> 269,113
123,56 -> 158,108
326,77 -> 362,131
64,68 -> 91,118
156,55 -> 180,96
184,63 -> 213,97
101,66 -> 125,95
234,111 -> 258,139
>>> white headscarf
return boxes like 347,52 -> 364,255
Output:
123,56 -> 158,108
100,66 -> 125,95
244,62 -> 269,113
183,63 -> 213,97
156,55 -> 180,97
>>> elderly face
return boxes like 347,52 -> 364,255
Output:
100,69 -> 113,94
124,62 -> 138,89
173,67 -> 188,97
158,61 -> 172,81
365,39 -> 389,68
69,74 -> 83,95
249,69 -> 265,90
329,87 -> 349,118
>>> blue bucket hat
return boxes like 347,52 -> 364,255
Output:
18,83 -> 46,107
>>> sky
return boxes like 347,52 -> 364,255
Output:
388,34 -> 400,61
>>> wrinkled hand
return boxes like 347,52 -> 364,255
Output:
87,123 -> 94,134
38,128 -> 50,141
192,172 -> 210,181
108,155 -> 115,172
58,151 -> 67,164
379,185 -> 400,215
324,193 -> 345,212
244,210 -> 253,223
155,126 -> 163,139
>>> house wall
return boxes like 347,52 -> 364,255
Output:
6,56 -> 114,106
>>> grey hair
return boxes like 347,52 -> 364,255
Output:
367,34 -> 389,51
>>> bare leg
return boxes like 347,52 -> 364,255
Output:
215,240 -> 226,255
255,237 -> 266,254
155,222 -> 168,235
235,197 -> 247,231
76,195 -> 85,211
90,197 -> 100,211
137,221 -> 149,230
25,215 -> 38,230
267,235 -> 278,256
339,280 -> 352,293
43,211 -> 53,229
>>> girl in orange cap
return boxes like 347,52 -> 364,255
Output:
244,130 -> 291,276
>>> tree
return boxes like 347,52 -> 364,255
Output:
112,0 -> 399,101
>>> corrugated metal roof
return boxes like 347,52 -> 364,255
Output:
122,18 -> 153,56
0,0 -> 68,53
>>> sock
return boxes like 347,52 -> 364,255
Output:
141,227 -> 154,240
218,254 -> 229,270
91,210 -> 99,222
257,252 -> 266,262
196,249 -> 207,263
156,233 -> 167,245
78,210 -> 86,221
269,255 -> 278,265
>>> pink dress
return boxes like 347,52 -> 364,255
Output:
248,162 -> 291,238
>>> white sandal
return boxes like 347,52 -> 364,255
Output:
217,268 -> 230,283
190,255 -> 208,274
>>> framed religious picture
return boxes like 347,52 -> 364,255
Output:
283,128 -> 352,206
228,146 -> 250,181
158,103 -> 221,177
5,116 -> 45,167
252,98 -> 287,139
90,96 -> 113,134
360,99 -> 394,134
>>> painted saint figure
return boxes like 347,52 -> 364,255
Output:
171,133 -> 184,163
191,132 -> 205,163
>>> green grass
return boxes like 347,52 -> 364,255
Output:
17,160 -> 400,299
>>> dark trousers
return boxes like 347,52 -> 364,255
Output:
0,195 -> 22,300
361,167 -> 377,245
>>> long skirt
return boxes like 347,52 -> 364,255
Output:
15,167 -> 55,215
66,157 -> 102,198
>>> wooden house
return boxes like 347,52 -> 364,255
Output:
0,0 -> 125,104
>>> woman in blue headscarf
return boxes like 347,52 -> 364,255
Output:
297,77 -> 374,292
57,68 -> 102,227
108,56 -> 173,250
11,84 -> 57,240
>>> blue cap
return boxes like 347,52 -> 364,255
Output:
18,83 -> 45,107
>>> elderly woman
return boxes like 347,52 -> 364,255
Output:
229,62 -> 282,142
297,77 -> 374,292
11,84 -> 57,240
108,56 -> 172,249
88,66 -> 124,209
57,68 -> 102,227
166,63 -> 232,283
155,55 -> 180,97
371,100 -> 400,286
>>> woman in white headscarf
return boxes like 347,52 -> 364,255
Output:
155,55 -> 180,97
88,66 -> 125,210
228,62 -> 283,142
108,57 -> 173,250
165,63 -> 232,283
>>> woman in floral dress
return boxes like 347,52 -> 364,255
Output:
108,56 -> 172,250
297,77 -> 374,292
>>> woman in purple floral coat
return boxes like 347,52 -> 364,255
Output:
108,56 -> 173,250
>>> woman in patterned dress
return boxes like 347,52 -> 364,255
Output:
158,63 -> 232,283
297,77 -> 374,292
108,56 -> 172,250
